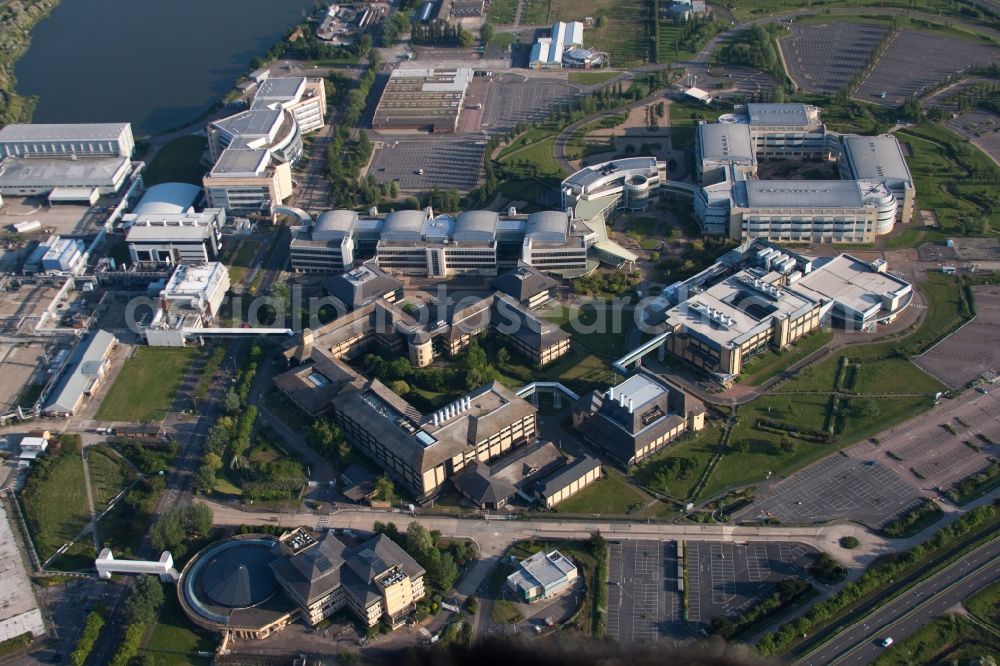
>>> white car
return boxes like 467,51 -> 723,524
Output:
881,637 -> 893,647
417,168 -> 424,175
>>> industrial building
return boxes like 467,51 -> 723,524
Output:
649,240 -> 912,380
204,78 -> 326,218
507,551 -> 578,603
371,68 -> 472,132
124,183 -> 224,264
23,235 -> 86,275
143,263 -> 231,346
289,205 -> 638,278
43,330 -> 117,416
693,104 -> 915,242
529,21 -> 585,69
0,123 -> 136,199
573,372 -> 706,466
178,528 -> 425,640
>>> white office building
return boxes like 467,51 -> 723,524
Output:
144,262 -> 231,347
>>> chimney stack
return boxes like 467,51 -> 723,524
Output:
628,398 -> 634,414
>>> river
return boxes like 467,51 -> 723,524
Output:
14,0 -> 317,136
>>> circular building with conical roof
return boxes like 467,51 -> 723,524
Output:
178,535 -> 296,640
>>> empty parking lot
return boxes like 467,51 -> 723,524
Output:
737,454 -> 924,528
856,30 -> 1000,106
781,22 -> 888,94
846,388 -> 1000,491
368,138 -> 485,192
915,286 -> 1000,388
606,540 -> 682,646
685,541 -> 815,627
481,75 -> 581,133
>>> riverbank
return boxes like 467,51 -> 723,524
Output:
0,0 -> 60,123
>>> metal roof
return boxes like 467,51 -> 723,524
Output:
209,148 -> 270,176
698,123 -> 755,164
133,182 -> 202,216
741,180 -> 865,209
746,103 -> 814,127
452,210 -> 498,242
0,122 -> 130,142
44,330 -> 116,414
254,77 -> 306,102
840,134 -> 913,184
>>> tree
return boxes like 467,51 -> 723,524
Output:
389,379 -> 410,396
480,22 -> 494,44
193,464 -> 216,494
375,474 -> 396,503
779,436 -> 797,454
124,576 -> 164,625
186,503 -> 214,536
497,347 -> 510,369
203,452 -> 223,471
224,388 -> 242,414
731,439 -> 750,454
406,521 -> 435,554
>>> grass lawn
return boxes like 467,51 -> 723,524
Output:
632,424 -> 723,500
142,589 -> 214,665
491,599 -> 524,625
213,471 -> 243,497
227,240 -> 259,285
499,137 -> 565,178
669,100 -> 723,151
488,0 -> 518,23
873,615 -> 1000,666
739,329 -> 834,386
86,445 -> 134,513
20,454 -> 90,561
568,71 -> 619,85
96,347 -> 196,422
141,136 -> 208,186
489,32 -> 517,49
965,578 -> 1000,627
521,0 -> 550,23
554,468 -> 647,514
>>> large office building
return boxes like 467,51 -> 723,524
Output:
289,205 -> 637,278
371,68 -> 472,132
0,123 -> 136,199
178,528 -> 425,640
273,294 -> 553,500
650,240 -> 912,380
573,372 -> 706,466
204,78 -> 326,218
693,104 -> 915,242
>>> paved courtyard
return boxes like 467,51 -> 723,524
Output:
738,455 -> 924,529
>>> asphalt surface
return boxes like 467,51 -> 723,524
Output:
797,537 -> 1000,665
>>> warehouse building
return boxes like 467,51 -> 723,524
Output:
0,122 -> 137,198
43,330 -> 117,416
693,104 -> 915,241
371,68 -> 472,132
23,235 -> 86,274
529,21 -> 584,69
289,205 -> 636,278
649,239 -> 913,381
573,372 -> 706,466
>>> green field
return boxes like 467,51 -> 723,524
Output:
555,468 -> 647,514
522,0 -> 550,23
965,578 -> 1000,627
141,136 -> 208,186
896,124 -> 1000,236
488,0 -> 518,23
585,0 -> 651,67
721,0 -> 980,22
498,135 -> 565,178
96,348 -> 196,422
141,590 -> 214,665
739,329 -> 834,386
20,453 -> 90,561
86,446 -> 134,513
568,71 -> 620,85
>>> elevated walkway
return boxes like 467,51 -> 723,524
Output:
96,549 -> 178,582
612,330 -> 671,374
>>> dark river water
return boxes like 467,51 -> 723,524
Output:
15,0 -> 317,135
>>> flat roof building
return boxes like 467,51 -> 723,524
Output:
529,21 -> 585,69
507,550 -> 578,603
372,68 -> 472,132
144,262 -> 231,347
125,208 -> 225,265
0,122 -> 134,158
573,372 -> 706,466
